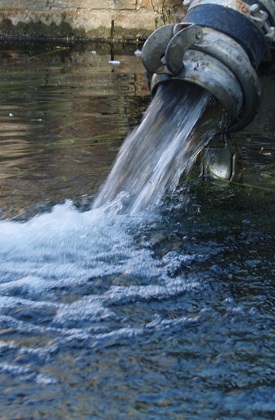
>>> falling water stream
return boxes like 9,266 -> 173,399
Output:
93,81 -> 224,214
0,45 -> 274,419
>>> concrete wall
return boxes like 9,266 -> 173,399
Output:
0,0 -> 184,42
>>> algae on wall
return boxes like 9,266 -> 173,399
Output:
0,0 -> 184,42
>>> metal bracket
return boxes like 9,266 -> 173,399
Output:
165,23 -> 203,74
142,24 -> 176,74
200,134 -> 242,181
142,23 -> 203,75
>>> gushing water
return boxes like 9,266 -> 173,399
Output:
0,82 -> 226,387
0,48 -> 274,419
93,81 -> 224,214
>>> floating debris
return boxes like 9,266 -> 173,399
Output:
134,50 -> 142,58
259,147 -> 272,156
108,60 -> 121,66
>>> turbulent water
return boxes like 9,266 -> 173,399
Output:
93,81 -> 224,214
0,193 -> 274,418
0,63 -> 274,419
0,200 -> 196,383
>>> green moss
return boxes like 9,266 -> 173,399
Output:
0,13 -> 154,42
0,15 -> 86,40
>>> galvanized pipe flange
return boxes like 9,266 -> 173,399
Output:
150,49 -> 243,123
184,0 -> 275,28
142,0 -> 275,134
185,0 -> 273,21
178,50 -> 244,120
190,28 -> 261,131
145,26 -> 260,130
182,1 -> 268,67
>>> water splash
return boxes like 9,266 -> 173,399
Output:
0,88 -> 273,419
0,81 -> 226,377
93,81 -> 225,214
0,199 -> 202,385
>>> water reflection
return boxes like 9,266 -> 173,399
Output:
0,43 -> 149,218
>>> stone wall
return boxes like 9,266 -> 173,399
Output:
0,0 -> 184,42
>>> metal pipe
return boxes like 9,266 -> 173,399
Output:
142,0 -> 275,133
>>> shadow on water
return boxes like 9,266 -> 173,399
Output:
0,43 -> 274,419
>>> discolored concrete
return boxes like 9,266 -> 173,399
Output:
0,0 -> 184,42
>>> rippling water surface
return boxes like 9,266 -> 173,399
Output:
0,44 -> 274,419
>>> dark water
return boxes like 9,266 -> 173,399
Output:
0,44 -> 274,419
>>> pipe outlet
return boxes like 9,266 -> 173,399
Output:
142,0 -> 275,132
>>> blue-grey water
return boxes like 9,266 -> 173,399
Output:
0,44 -> 274,419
